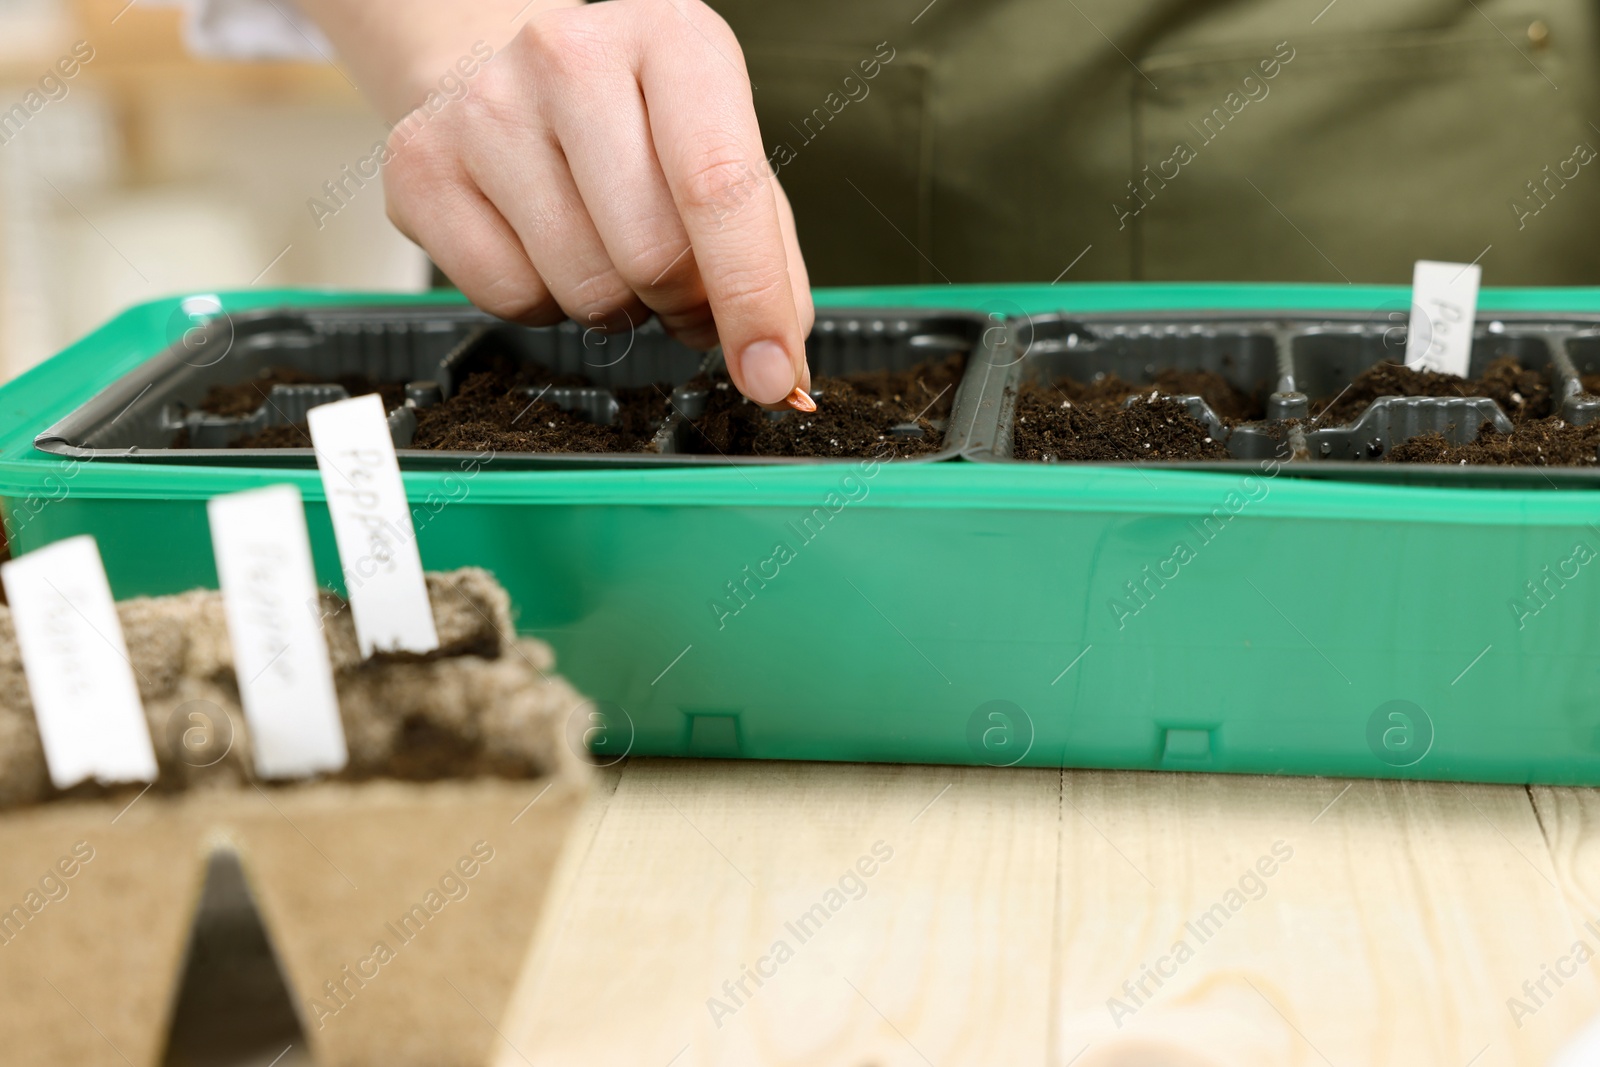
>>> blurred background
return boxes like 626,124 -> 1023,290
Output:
0,0 -> 427,382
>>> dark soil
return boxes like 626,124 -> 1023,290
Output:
1302,355 -> 1587,466
233,422 -> 313,448
1145,369 -> 1263,422
1386,418 -> 1600,466
1040,369 -> 1262,422
1012,383 -> 1229,462
187,352 -> 967,458
409,366 -> 671,453
216,359 -> 676,453
1312,356 -> 1551,426
199,366 -> 405,417
1010,367 -> 1250,462
682,354 -> 964,459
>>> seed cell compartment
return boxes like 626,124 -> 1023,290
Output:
967,312 -> 1600,482
34,308 -> 990,468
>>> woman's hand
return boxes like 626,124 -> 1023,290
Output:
351,0 -> 813,407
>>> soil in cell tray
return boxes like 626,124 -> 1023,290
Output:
1311,356 -> 1552,427
233,422 -> 314,449
199,365 -> 406,417
682,353 -> 964,459
410,362 -> 673,453
1010,369 -> 1253,462
1386,419 -> 1600,467
1307,356 -> 1598,466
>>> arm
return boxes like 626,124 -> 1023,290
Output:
296,0 -> 813,408
295,0 -> 550,122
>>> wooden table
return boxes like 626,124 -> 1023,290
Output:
494,758 -> 1600,1066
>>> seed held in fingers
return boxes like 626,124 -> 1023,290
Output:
785,387 -> 817,413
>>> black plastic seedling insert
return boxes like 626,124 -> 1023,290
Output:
966,312 -> 1600,485
35,307 -> 991,469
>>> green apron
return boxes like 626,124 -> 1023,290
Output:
709,0 -> 1600,286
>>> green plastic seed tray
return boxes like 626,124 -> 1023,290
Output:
3,283 -> 1599,785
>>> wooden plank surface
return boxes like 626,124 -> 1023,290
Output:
1528,786 -> 1600,1062
496,759 -> 1061,1066
500,761 -> 1600,1066
1055,774 -> 1595,1066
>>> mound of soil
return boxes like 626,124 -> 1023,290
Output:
1012,383 -> 1229,462
410,367 -> 671,453
1010,367 -> 1253,462
1312,356 -> 1551,426
199,366 -> 405,417
207,355 -> 675,453
682,354 -> 963,459
1144,369 -> 1263,422
1043,369 -> 1262,422
1386,417 -> 1600,466
232,423 -> 313,449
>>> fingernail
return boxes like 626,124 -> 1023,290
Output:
738,341 -> 795,405
785,387 -> 816,413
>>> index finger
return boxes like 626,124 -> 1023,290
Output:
638,3 -> 807,407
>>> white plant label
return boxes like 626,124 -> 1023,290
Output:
307,393 -> 439,658
1406,259 -> 1481,377
0,536 -> 158,789
208,485 -> 347,778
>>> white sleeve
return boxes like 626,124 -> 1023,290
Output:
169,0 -> 337,62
